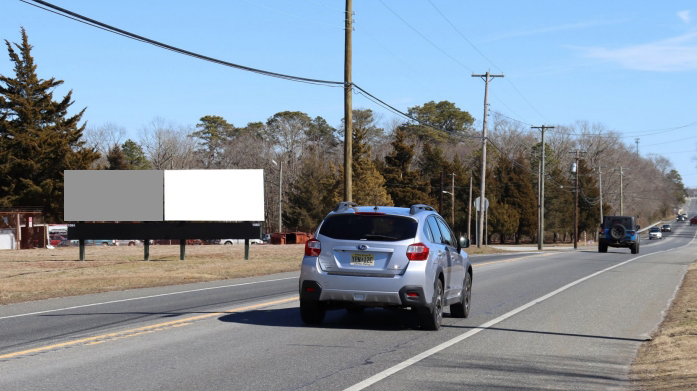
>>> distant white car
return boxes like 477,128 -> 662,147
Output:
218,239 -> 262,245
648,227 -> 662,240
116,240 -> 143,246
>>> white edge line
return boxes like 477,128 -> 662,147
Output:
343,227 -> 697,391
0,276 -> 298,321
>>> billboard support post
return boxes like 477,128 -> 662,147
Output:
144,240 -> 150,261
79,239 -> 85,261
180,240 -> 186,261
245,239 -> 250,260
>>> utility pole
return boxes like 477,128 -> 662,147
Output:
569,150 -> 586,249
635,138 -> 640,156
619,167 -> 624,215
451,173 -> 455,227
272,159 -> 283,232
532,125 -> 554,250
598,166 -> 604,225
467,176 -> 472,240
343,0 -> 353,201
439,171 -> 444,213
574,151 -> 579,249
472,70 -> 504,248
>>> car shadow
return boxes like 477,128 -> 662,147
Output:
218,306 -> 431,331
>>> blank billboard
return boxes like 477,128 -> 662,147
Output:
164,170 -> 264,221
64,170 -> 164,221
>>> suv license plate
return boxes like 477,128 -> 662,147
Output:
350,253 -> 374,266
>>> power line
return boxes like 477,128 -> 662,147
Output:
378,0 -> 473,72
21,0 -> 345,87
352,83 -> 481,140
427,0 -> 549,124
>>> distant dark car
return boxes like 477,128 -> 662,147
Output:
691,216 -> 697,226
661,224 -> 672,232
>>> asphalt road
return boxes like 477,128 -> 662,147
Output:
1,199 -> 696,390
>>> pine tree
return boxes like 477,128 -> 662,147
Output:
330,110 -> 392,206
577,159 -> 600,235
0,28 -> 99,221
381,129 -> 431,207
190,115 -> 235,168
107,144 -> 131,170
121,139 -> 150,170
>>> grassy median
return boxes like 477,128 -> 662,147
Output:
0,243 -> 509,305
631,260 -> 697,390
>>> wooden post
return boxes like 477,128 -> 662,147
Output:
244,238 -> 250,260
144,239 -> 150,261
180,239 -> 186,261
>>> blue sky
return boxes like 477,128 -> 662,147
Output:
3,0 -> 697,186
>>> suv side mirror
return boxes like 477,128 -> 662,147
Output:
459,237 -> 470,249
636,225 -> 640,230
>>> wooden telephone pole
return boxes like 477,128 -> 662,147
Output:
472,71 -> 503,247
343,0 -> 353,201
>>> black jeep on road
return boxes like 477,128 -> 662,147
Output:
599,215 -> 640,254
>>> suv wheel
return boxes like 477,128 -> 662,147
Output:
300,299 -> 326,325
631,242 -> 639,254
419,279 -> 444,330
599,243 -> 608,253
450,272 -> 471,318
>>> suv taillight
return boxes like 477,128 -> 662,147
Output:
305,239 -> 321,256
406,242 -> 429,261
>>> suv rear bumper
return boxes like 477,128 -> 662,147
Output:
300,256 -> 436,309
300,280 -> 429,309
599,238 -> 637,247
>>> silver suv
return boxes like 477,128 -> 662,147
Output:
300,202 -> 472,330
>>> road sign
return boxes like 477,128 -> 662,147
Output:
474,197 -> 489,212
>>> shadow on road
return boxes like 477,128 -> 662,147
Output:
218,306 -> 428,331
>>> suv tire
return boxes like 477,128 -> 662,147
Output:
300,299 -> 326,325
419,280 -> 444,330
450,272 -> 471,318
610,224 -> 626,240
631,242 -> 639,254
599,243 -> 608,253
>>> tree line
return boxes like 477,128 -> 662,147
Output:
1,29 -> 687,243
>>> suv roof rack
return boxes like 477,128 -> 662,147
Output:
333,201 -> 357,212
410,204 -> 435,215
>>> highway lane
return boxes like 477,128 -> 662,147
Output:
1,201 -> 695,390
0,252 -> 540,356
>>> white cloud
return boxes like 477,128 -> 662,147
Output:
484,19 -> 626,42
575,31 -> 697,72
678,10 -> 691,23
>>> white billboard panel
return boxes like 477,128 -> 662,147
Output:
164,170 -> 264,221
64,170 -> 164,221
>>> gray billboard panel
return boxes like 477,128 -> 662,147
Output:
64,171 -> 164,221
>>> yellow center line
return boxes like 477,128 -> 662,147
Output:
0,296 -> 299,360
473,252 -> 555,267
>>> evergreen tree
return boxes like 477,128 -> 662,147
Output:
0,28 -> 98,221
107,144 -> 131,170
381,129 -> 431,207
121,139 -> 150,170
577,159 -> 600,236
330,110 -> 392,206
402,100 -> 475,142
509,154 -> 538,242
190,115 -> 235,168
418,143 -> 449,209
284,148 -> 333,231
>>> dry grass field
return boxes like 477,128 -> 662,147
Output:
631,260 -> 697,390
0,244 -> 305,305
0,243 -> 509,305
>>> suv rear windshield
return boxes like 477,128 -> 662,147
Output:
319,214 -> 418,241
603,216 -> 633,229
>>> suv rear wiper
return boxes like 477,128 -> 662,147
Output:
362,234 -> 398,240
